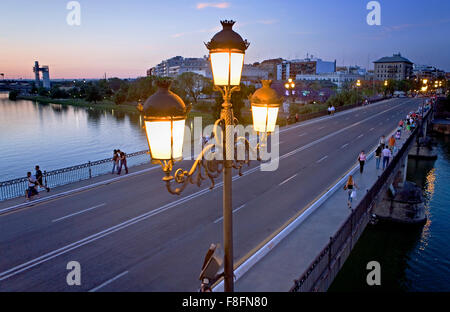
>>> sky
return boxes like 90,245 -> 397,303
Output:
1,0 -> 449,79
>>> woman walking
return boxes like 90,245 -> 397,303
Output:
117,151 -> 128,175
358,150 -> 366,174
343,175 -> 358,209
112,150 -> 119,174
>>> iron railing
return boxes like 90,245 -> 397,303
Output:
290,108 -> 431,292
0,150 -> 150,201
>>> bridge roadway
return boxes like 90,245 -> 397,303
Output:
0,98 -> 421,291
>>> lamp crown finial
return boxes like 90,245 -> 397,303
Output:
220,20 -> 235,28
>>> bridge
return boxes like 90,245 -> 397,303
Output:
0,97 -> 433,291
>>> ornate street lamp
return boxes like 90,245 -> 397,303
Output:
251,80 -> 283,133
142,20 -> 280,292
284,78 -> 295,104
142,79 -> 189,171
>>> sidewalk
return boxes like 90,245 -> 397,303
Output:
233,127 -> 409,291
0,162 -> 156,213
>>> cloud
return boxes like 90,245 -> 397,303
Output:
196,2 -> 230,9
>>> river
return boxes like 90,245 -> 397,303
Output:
329,135 -> 450,292
0,92 -> 149,181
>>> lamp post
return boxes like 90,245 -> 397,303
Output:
142,20 -> 281,292
284,78 -> 295,106
355,79 -> 361,105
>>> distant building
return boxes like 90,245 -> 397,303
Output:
276,56 -> 336,80
241,64 -> 269,85
373,53 -> 413,81
148,56 -> 211,78
33,61 -> 51,89
256,58 -> 283,80
413,64 -> 445,80
295,71 -> 363,89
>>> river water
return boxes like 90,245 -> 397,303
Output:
0,92 -> 150,181
329,135 -> 450,292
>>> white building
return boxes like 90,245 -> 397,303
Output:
296,71 -> 364,89
149,56 -> 211,78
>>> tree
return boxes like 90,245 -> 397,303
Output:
50,86 -> 69,99
113,89 -> 127,105
85,83 -> 102,103
173,72 -> 207,104
9,90 -> 19,100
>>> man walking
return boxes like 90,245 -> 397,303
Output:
375,144 -> 382,170
35,165 -> 50,192
382,146 -> 392,169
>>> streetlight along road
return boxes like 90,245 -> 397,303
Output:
141,20 -> 282,292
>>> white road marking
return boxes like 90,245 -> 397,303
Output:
214,204 -> 246,224
89,271 -> 128,292
340,143 -> 349,149
0,101 -> 409,282
316,156 -> 328,163
298,133 -> 307,137
52,203 -> 106,222
279,174 -> 298,186
318,126 -> 325,130
357,134 -> 364,139
369,128 -> 375,131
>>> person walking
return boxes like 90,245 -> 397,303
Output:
358,150 -> 366,174
382,145 -> 392,169
343,175 -> 359,209
112,149 -> 119,174
375,144 -> 382,170
26,172 -> 39,201
117,151 -> 128,175
388,135 -> 396,154
379,135 -> 386,149
35,165 -> 50,192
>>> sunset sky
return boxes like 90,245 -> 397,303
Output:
1,0 -> 449,79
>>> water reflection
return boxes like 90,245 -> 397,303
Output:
0,93 -> 149,180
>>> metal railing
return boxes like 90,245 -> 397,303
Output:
290,108 -> 431,292
0,150 -> 150,201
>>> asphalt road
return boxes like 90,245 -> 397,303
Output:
0,98 -> 422,291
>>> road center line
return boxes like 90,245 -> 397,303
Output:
214,204 -> 246,224
369,128 -> 375,131
89,271 -> 128,292
340,143 -> 349,149
279,174 -> 298,186
316,156 -> 328,163
52,203 -> 106,222
357,134 -> 364,139
318,126 -> 325,130
298,133 -> 307,137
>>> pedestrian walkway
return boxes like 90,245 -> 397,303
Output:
0,162 -> 155,213
233,127 -> 409,291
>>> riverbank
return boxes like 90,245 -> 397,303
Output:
15,94 -> 217,124
17,95 -> 139,113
